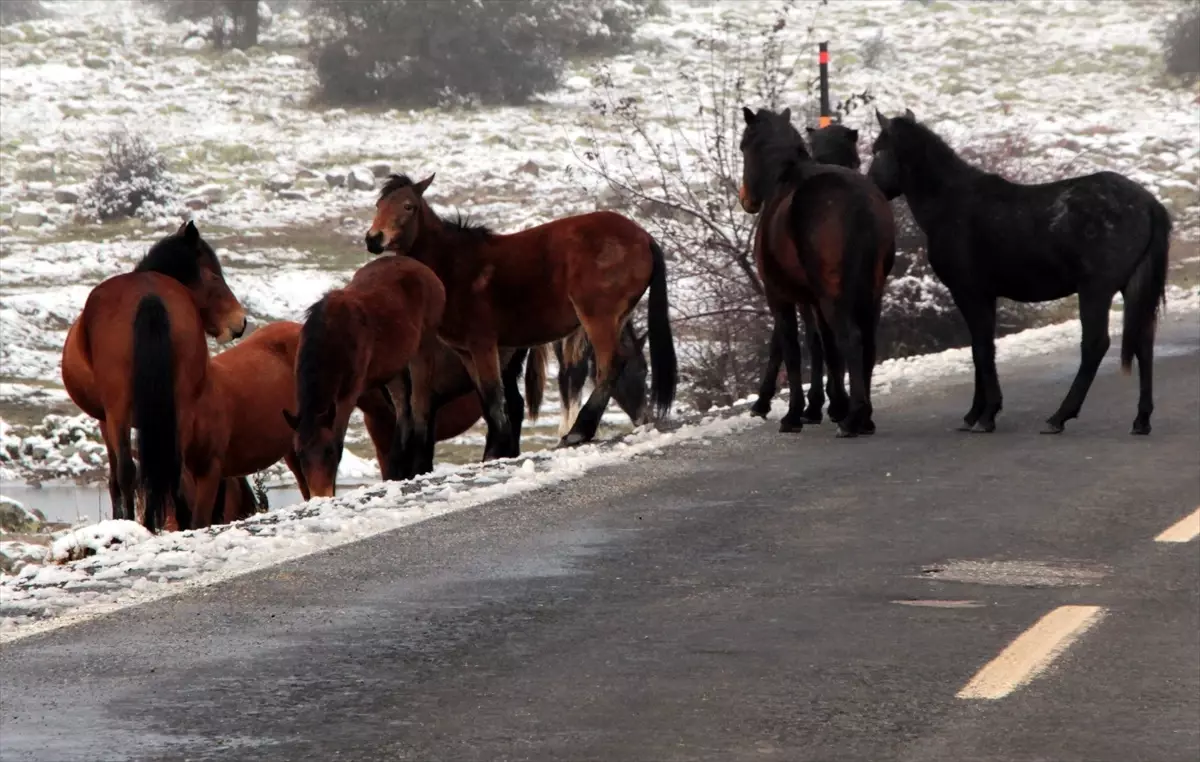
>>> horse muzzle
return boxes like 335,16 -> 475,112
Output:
365,231 -> 386,255
738,186 -> 761,214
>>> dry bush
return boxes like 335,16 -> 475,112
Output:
144,0 -> 262,49
308,0 -> 654,109
0,0 -> 49,24
79,130 -> 178,222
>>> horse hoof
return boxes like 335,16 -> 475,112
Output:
828,407 -> 848,423
748,401 -> 770,419
860,420 -> 876,436
801,412 -> 824,425
835,425 -> 858,439
1040,420 -> 1065,435
558,433 -> 587,448
778,418 -> 805,433
970,421 -> 996,434
1130,421 -> 1151,436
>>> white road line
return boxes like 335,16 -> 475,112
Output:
957,605 -> 1106,700
1154,508 -> 1200,544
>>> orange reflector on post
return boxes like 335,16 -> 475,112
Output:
818,115 -> 831,128
819,50 -> 829,65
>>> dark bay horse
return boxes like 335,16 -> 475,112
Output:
739,106 -> 896,437
61,221 -> 247,531
365,173 -> 676,454
285,255 -> 445,497
554,321 -> 649,437
869,109 -> 1170,435
751,121 -> 866,424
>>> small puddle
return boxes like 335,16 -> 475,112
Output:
0,481 -> 373,525
918,559 -> 1107,588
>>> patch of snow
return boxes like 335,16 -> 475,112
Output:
49,520 -> 152,564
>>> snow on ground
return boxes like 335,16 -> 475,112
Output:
4,290 -> 1198,644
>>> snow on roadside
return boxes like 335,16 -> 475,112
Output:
4,288 -> 1197,643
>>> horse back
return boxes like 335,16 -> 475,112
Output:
949,170 -> 1160,301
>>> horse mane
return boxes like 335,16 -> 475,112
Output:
134,230 -> 213,285
446,211 -> 493,240
744,109 -> 814,186
890,117 -> 981,183
378,173 -> 415,201
379,173 -> 493,241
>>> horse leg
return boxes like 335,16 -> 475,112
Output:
459,343 -> 513,461
750,322 -> 783,419
1043,291 -> 1113,435
104,416 -> 137,522
829,307 -> 869,439
773,304 -> 807,433
189,461 -> 221,529
816,313 -> 848,424
858,301 -> 882,436
1131,327 -> 1155,436
801,304 -> 825,424
563,317 -> 626,446
501,348 -> 528,458
381,370 -> 415,480
398,343 -> 438,476
555,338 -> 586,438
953,294 -> 1002,433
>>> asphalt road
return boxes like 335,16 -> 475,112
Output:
3,314 -> 1198,762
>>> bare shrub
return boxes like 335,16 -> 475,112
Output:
860,29 -> 892,70
79,130 -> 178,223
1160,4 -> 1200,81
308,0 -> 653,109
573,0 -> 888,409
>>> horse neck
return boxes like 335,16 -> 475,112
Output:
899,132 -> 977,215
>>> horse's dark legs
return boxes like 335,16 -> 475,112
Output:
461,344 -> 514,460
1043,291 -> 1113,434
817,314 -> 849,423
801,304 -> 825,424
955,295 -> 1002,432
562,330 -> 629,446
554,340 -> 588,437
104,418 -> 136,522
773,304 -> 808,433
750,322 -> 783,418
831,311 -> 870,438
1131,331 -> 1155,435
858,304 -> 881,436
383,371 -> 414,479
500,348 -> 528,458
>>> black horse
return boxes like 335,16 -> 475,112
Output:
740,106 -> 896,437
868,109 -> 1170,435
750,121 -> 866,424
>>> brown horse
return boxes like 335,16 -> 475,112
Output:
739,106 -> 895,437
365,174 -> 677,456
554,321 -> 649,437
61,221 -> 247,531
284,255 -> 445,498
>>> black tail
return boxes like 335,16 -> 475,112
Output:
132,294 -> 184,532
1121,201 -> 1171,372
646,238 -> 677,419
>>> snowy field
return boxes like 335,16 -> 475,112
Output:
5,289 -> 1197,645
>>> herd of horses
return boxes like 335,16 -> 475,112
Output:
59,106 -> 1172,534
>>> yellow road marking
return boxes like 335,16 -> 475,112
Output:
1154,508 -> 1200,544
957,605 -> 1106,700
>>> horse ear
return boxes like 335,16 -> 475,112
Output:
282,409 -> 299,431
742,106 -> 756,125
413,173 -> 435,197
780,107 -> 791,122
904,107 -> 916,121
875,109 -> 889,131
183,219 -> 199,243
